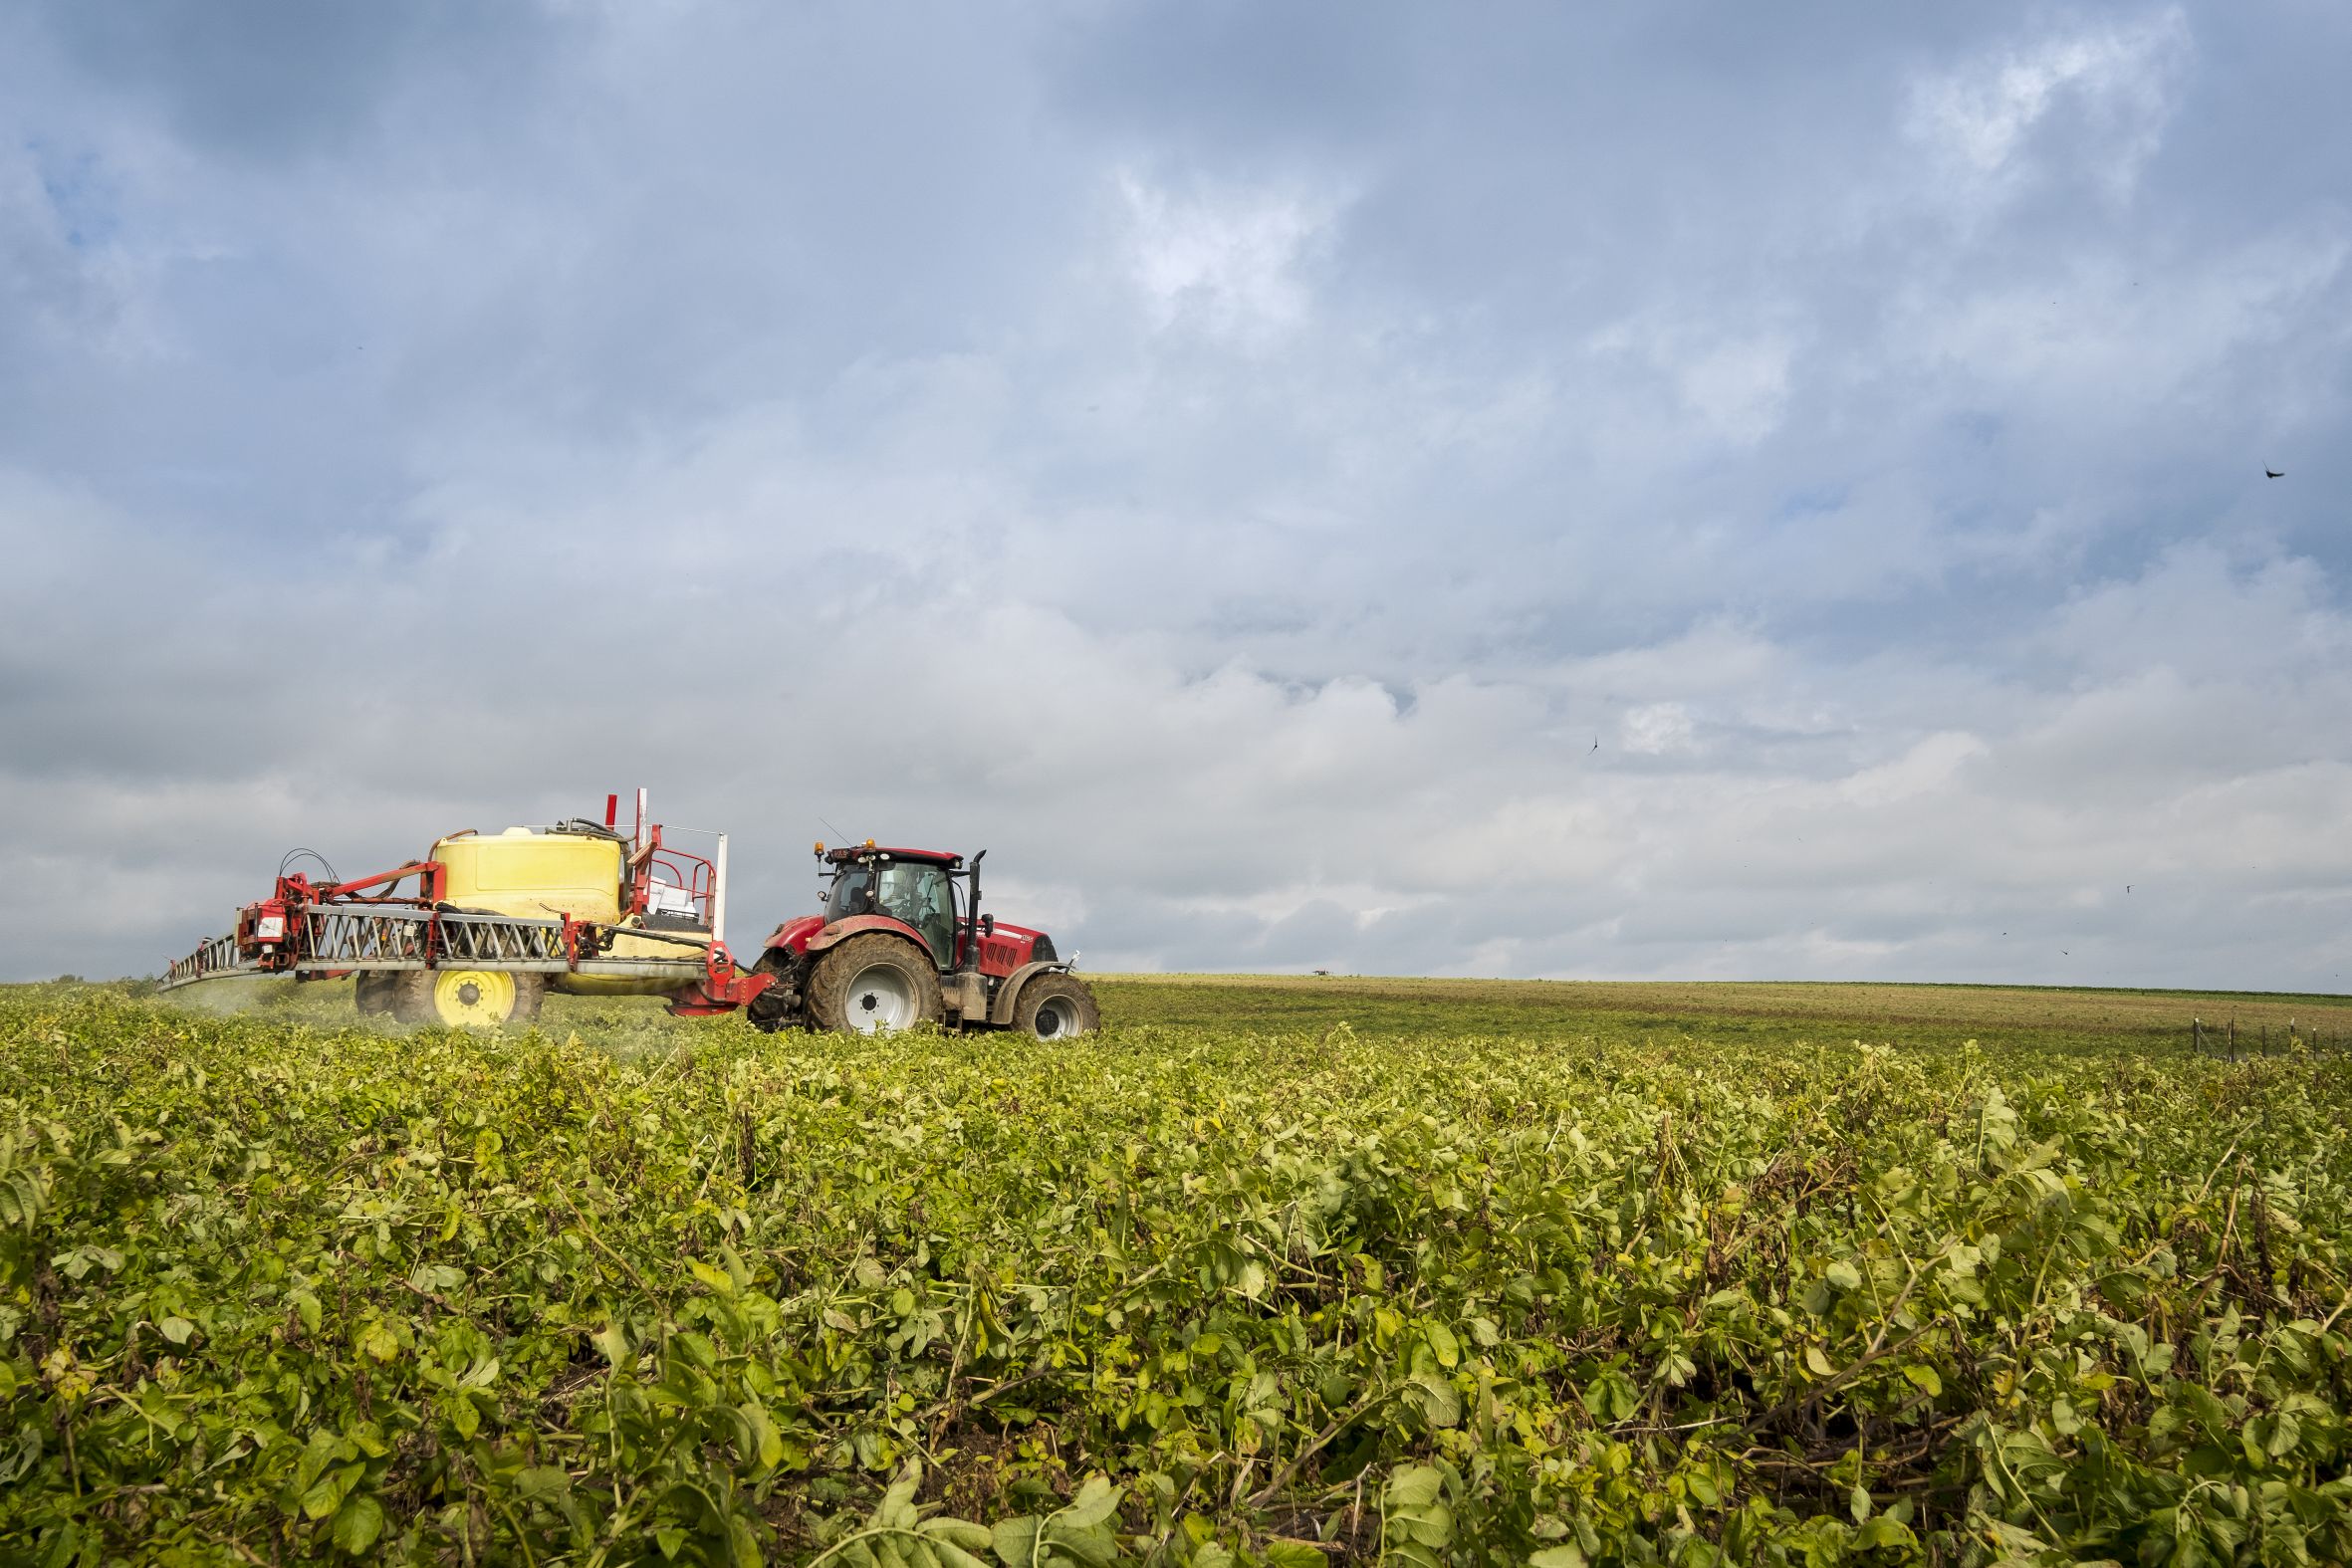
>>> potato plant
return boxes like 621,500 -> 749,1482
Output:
3,981 -> 2350,1566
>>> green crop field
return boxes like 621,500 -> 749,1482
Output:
5,976 -> 2352,1567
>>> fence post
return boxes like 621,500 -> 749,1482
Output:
2194,1016 -> 2203,1053
2229,1018 -> 2236,1060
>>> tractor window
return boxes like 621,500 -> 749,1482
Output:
877,862 -> 955,967
826,865 -> 878,921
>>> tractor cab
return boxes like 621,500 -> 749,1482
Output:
822,845 -> 960,965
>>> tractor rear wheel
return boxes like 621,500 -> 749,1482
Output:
1012,973 -> 1099,1040
807,934 -> 942,1035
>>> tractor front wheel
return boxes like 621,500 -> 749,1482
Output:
807,934 -> 942,1035
746,950 -> 805,1033
1012,973 -> 1099,1040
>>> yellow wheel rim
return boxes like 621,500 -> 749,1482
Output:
431,970 -> 517,1028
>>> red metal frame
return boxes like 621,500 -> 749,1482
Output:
666,942 -> 774,1016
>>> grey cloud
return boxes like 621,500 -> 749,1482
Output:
1,3 -> 2347,994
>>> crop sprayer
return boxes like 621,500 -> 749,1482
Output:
159,791 -> 1097,1037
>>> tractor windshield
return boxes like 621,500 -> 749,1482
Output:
825,865 -> 879,920
826,858 -> 955,968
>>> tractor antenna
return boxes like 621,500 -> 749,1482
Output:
819,815 -> 847,843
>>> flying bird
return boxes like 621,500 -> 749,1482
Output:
2265,469 -> 2285,479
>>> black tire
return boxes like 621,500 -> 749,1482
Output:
806,934 -> 942,1035
746,949 -> 806,1034
354,973 -> 398,1015
390,971 -> 433,1024
1012,972 -> 1099,1040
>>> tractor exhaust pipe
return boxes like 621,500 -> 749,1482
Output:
963,849 -> 987,973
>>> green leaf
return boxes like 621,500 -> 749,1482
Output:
331,1494 -> 384,1555
158,1315 -> 195,1345
1854,1515 -> 1917,1550
1529,1547 -> 1588,1568
1825,1260 -> 1861,1291
1058,1474 -> 1121,1530
921,1519 -> 996,1550
1408,1372 -> 1461,1428
688,1257 -> 739,1297
1425,1321 -> 1461,1368
1386,1465 -> 1444,1508
300,1474 -> 345,1522
516,1465 -> 571,1502
1263,1542 -> 1324,1568
1901,1363 -> 1942,1397
991,1517 -> 1041,1567
875,1465 -> 921,1528
1803,1345 -> 1835,1377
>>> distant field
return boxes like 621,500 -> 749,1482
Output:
5,975 -> 2351,1564
1094,973 -> 2352,1047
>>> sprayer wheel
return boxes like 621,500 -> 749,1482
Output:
429,970 -> 518,1028
390,971 -> 433,1024
354,972 -> 398,1015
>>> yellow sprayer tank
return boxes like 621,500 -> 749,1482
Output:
431,826 -> 709,996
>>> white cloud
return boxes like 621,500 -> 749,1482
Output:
1620,702 -> 1696,756
1906,8 -> 2192,205
1115,169 -> 1343,341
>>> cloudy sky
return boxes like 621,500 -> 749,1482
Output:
3,2 -> 2347,990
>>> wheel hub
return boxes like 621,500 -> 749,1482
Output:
431,969 -> 516,1028
843,964 -> 915,1033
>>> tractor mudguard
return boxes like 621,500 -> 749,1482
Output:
989,960 -> 1072,1026
803,913 -> 933,957
759,914 -> 826,955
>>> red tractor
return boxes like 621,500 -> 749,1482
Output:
744,841 -> 1098,1038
